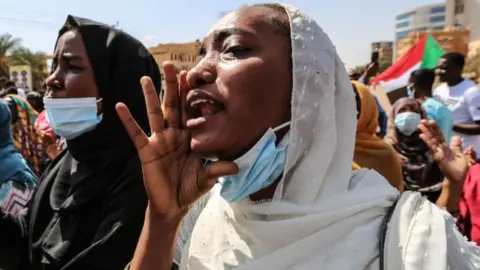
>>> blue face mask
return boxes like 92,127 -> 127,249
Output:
394,111 -> 421,136
44,97 -> 103,140
215,122 -> 290,203
406,86 -> 414,97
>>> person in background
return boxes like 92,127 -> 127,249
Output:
2,94 -> 43,176
26,91 -> 44,112
408,68 -> 453,143
0,77 -> 7,91
349,66 -> 388,138
351,81 -> 403,192
387,97 -> 445,202
458,152 -> 480,245
434,52 -> 480,154
0,99 -> 36,215
348,68 -> 361,81
0,15 -> 162,270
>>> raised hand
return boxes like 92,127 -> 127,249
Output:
116,62 -> 238,219
463,146 -> 477,167
419,119 -> 469,184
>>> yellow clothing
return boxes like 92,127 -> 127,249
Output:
351,81 -> 404,192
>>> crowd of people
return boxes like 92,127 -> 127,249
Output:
2,3 -> 480,269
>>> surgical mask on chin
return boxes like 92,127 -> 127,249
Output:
44,97 -> 103,140
394,111 -> 421,136
406,86 -> 414,97
217,121 -> 291,203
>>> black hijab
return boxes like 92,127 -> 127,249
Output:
390,98 -> 443,198
56,15 -> 161,162
26,16 -> 161,268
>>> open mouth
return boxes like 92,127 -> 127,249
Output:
186,90 -> 225,125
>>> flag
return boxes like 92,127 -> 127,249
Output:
370,34 -> 444,93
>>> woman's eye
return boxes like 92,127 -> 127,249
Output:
67,62 -> 83,71
225,46 -> 251,56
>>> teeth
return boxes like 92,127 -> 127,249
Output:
190,99 -> 215,107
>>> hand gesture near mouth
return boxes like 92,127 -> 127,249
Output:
116,62 -> 238,220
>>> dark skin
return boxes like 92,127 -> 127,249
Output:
116,6 -> 292,270
44,30 -> 102,153
45,30 -> 102,110
407,78 -> 431,103
435,58 -> 480,135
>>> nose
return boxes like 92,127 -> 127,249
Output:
44,69 -> 63,97
186,57 -> 216,88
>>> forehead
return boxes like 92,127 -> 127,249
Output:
207,7 -> 279,37
55,30 -> 86,55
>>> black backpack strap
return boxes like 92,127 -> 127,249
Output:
379,197 -> 400,270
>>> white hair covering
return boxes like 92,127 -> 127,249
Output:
178,4 -> 480,270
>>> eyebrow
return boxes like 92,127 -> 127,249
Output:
198,27 -> 254,56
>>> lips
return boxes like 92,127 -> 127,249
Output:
185,90 -> 225,128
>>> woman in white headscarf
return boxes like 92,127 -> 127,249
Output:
118,3 -> 480,270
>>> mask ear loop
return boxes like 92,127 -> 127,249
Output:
272,121 -> 291,133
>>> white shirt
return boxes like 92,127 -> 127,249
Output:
434,79 -> 480,153
17,88 -> 26,99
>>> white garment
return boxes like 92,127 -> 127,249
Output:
434,79 -> 480,153
177,4 -> 480,270
17,88 -> 26,99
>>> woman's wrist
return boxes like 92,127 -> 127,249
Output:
145,204 -> 186,227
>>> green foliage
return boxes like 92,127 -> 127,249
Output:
0,33 -> 48,90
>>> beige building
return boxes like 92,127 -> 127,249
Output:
445,0 -> 480,40
371,41 -> 393,62
149,41 -> 201,75
396,28 -> 470,60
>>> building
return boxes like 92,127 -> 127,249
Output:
395,3 -> 447,41
371,41 -> 393,62
396,28 -> 470,60
149,41 -> 201,75
445,0 -> 480,40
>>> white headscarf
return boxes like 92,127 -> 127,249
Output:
179,4 -> 399,269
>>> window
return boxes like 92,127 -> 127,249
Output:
430,6 -> 446,14
430,15 -> 445,23
396,30 -> 411,39
455,0 -> 464,14
396,13 -> 410,21
396,21 -> 409,29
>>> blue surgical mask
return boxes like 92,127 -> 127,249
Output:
44,97 -> 103,140
217,122 -> 290,203
394,111 -> 421,136
406,86 -> 414,97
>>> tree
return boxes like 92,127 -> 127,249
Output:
379,58 -> 392,72
465,49 -> 480,76
0,33 -> 22,77
9,47 -> 49,90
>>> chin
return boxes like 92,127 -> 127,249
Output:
190,133 -> 224,158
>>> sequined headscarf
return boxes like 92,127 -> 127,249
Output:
180,4 -> 399,269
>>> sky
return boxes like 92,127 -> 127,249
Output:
0,0 -> 441,67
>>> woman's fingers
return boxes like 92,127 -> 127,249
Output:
200,161 -> 239,189
162,62 -> 181,128
178,71 -> 189,127
450,136 -> 463,151
141,77 -> 164,133
116,103 -> 149,152
428,120 -> 444,143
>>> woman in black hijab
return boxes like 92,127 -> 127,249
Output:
0,15 -> 160,269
